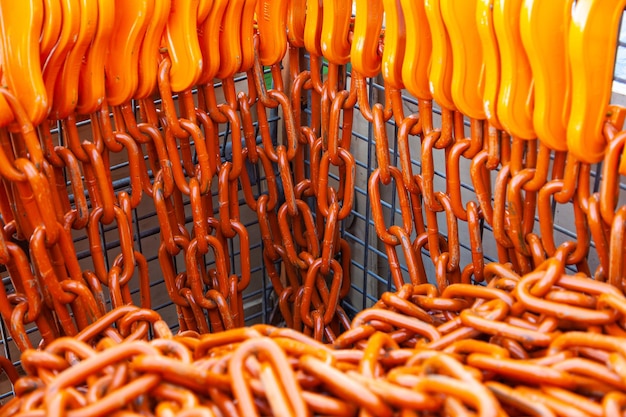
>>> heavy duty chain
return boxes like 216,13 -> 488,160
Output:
3,279 -> 626,416
0,0 -> 626,415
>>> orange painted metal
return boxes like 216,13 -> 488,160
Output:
0,2 -> 625,416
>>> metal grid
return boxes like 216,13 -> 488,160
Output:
1,20 -> 626,401
324,59 -> 625,315
0,75 -> 281,401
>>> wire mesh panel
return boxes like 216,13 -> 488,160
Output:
0,8 -> 625,387
0,75 -> 283,400
333,70 -> 624,317
1,1 -> 626,414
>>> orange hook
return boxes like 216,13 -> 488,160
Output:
0,0 -> 48,124
493,0 -> 535,139
320,0 -> 352,65
401,0 -> 432,100
76,0 -> 115,114
162,0 -> 203,92
304,0 -> 323,57
381,0 -> 406,89
197,0 -> 228,85
440,0 -> 485,119
476,0 -> 502,129
424,0 -> 455,110
520,0 -> 573,151
135,0 -> 171,100
567,0 -> 626,163
105,0 -> 152,105
52,0 -> 98,119
351,0 -> 383,78
257,0 -> 289,66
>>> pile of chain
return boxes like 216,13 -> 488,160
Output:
1,0 -> 626,415
3,271 -> 626,416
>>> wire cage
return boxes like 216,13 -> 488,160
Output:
1,58 -> 624,394
1,2 -> 626,414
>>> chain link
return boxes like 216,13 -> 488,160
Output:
0,1 -> 625,414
